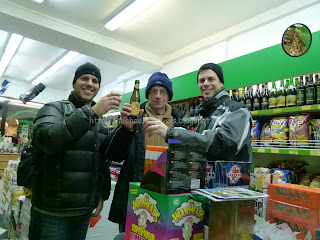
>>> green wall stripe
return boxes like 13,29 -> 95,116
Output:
114,30 -> 320,111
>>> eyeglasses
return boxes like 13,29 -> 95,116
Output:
149,89 -> 168,97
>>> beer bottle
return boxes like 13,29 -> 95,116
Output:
253,85 -> 261,110
194,97 -> 201,117
239,87 -> 246,106
286,78 -> 297,107
306,74 -> 316,105
296,76 -> 306,106
129,80 -> 140,119
190,99 -> 196,117
261,83 -> 269,110
268,81 -> 277,109
232,89 -> 239,102
315,73 -> 320,104
245,86 -> 253,111
229,90 -> 233,100
277,80 -> 286,108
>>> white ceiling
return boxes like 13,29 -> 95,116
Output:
0,0 -> 296,92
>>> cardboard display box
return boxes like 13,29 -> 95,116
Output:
268,183 -> 320,210
125,182 -> 207,240
209,200 -> 255,240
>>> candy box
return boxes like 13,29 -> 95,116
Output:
214,161 -> 252,189
125,182 -> 207,240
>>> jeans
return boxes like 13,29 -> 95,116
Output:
29,207 -> 92,240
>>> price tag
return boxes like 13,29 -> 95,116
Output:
311,150 -> 320,156
258,148 -> 265,153
289,150 -> 298,155
301,105 -> 311,110
271,148 -> 279,154
251,111 -> 258,115
274,109 -> 282,113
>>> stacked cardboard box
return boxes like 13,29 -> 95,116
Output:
267,183 -> 320,239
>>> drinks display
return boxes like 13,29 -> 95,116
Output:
277,80 -> 286,108
316,73 -> 320,104
261,83 -> 269,110
286,78 -> 297,107
253,85 -> 261,111
306,74 -> 316,105
296,76 -> 306,106
129,80 -> 140,119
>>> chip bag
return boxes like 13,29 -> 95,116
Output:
252,119 -> 262,146
288,115 -> 310,147
271,117 -> 288,146
260,122 -> 271,146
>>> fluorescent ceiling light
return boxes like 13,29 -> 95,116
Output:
0,34 -> 23,77
32,0 -> 44,3
105,0 -> 158,31
9,99 -> 44,109
32,51 -> 79,85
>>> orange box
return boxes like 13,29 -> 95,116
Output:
267,199 -> 319,239
268,183 -> 320,210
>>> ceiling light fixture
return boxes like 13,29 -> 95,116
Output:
0,34 -> 23,77
32,51 -> 79,85
32,0 -> 44,3
105,0 -> 158,31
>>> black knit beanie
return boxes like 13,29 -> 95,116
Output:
72,62 -> 101,86
197,63 -> 224,83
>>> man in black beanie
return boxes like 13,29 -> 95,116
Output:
29,62 -> 140,240
144,62 -> 253,164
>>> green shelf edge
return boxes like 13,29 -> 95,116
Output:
251,104 -> 320,116
253,147 -> 320,156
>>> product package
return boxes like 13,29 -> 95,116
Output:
288,115 -> 310,147
213,161 -> 252,189
125,182 -> 207,240
141,140 -> 207,194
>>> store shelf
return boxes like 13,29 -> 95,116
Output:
253,147 -> 320,156
251,104 -> 320,117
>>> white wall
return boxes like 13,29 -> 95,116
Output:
113,1 -> 320,94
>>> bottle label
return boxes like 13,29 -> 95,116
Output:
277,96 -> 285,108
245,99 -> 252,110
306,87 -> 315,104
261,97 -> 268,109
317,86 -> 320,104
268,97 -> 277,108
253,99 -> 260,110
286,95 -> 297,107
297,89 -> 306,105
130,102 -> 140,115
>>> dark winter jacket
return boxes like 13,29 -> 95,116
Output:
108,103 -> 186,224
166,89 -> 252,162
32,92 -> 134,215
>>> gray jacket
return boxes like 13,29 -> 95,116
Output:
166,89 -> 252,162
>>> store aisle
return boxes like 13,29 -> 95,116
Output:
86,181 -> 119,240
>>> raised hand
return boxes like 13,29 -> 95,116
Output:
92,92 -> 122,116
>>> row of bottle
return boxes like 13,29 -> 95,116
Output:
230,73 -> 320,111
171,96 -> 202,118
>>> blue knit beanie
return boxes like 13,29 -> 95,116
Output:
145,72 -> 173,100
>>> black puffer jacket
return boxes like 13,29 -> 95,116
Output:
32,92 -> 134,214
108,104 -> 186,224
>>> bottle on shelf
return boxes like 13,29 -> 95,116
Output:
277,79 -> 286,108
261,83 -> 269,110
129,80 -> 140,120
296,76 -> 306,106
306,74 -> 316,105
286,78 -> 297,107
194,97 -> 201,117
190,98 -> 196,117
239,87 -> 246,106
253,85 -> 261,111
316,73 -> 320,104
268,81 -> 277,109
232,89 -> 239,102
229,90 -> 233,100
245,86 -> 253,111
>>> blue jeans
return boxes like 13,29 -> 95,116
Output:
29,207 -> 92,240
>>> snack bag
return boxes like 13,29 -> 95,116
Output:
273,169 -> 290,183
252,119 -> 262,146
260,122 -> 271,146
288,115 -> 310,147
309,176 -> 320,188
271,117 -> 288,146
310,119 -> 320,148
298,174 -> 311,186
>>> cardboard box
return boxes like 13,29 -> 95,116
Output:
250,173 -> 279,192
267,199 -> 320,239
268,183 -> 320,210
141,140 -> 207,194
125,182 -> 207,240
255,189 -> 268,220
209,200 -> 255,240
214,161 -> 251,188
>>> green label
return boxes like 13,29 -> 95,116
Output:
297,89 -> 305,105
306,87 -> 315,104
268,97 -> 277,108
286,95 -> 297,107
277,96 -> 285,107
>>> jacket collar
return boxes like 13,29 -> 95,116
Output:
199,88 -> 229,117
68,91 -> 96,108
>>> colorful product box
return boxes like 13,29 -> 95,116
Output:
141,140 -> 207,194
125,182 -> 207,240
268,183 -> 320,210
267,198 -> 320,239
213,161 -> 252,189
209,200 -> 255,240
255,189 -> 268,220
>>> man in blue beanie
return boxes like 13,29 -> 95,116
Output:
108,71 -> 186,232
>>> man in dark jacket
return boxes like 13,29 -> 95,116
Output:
29,62 -> 138,240
144,63 -> 252,162
108,72 -> 186,232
